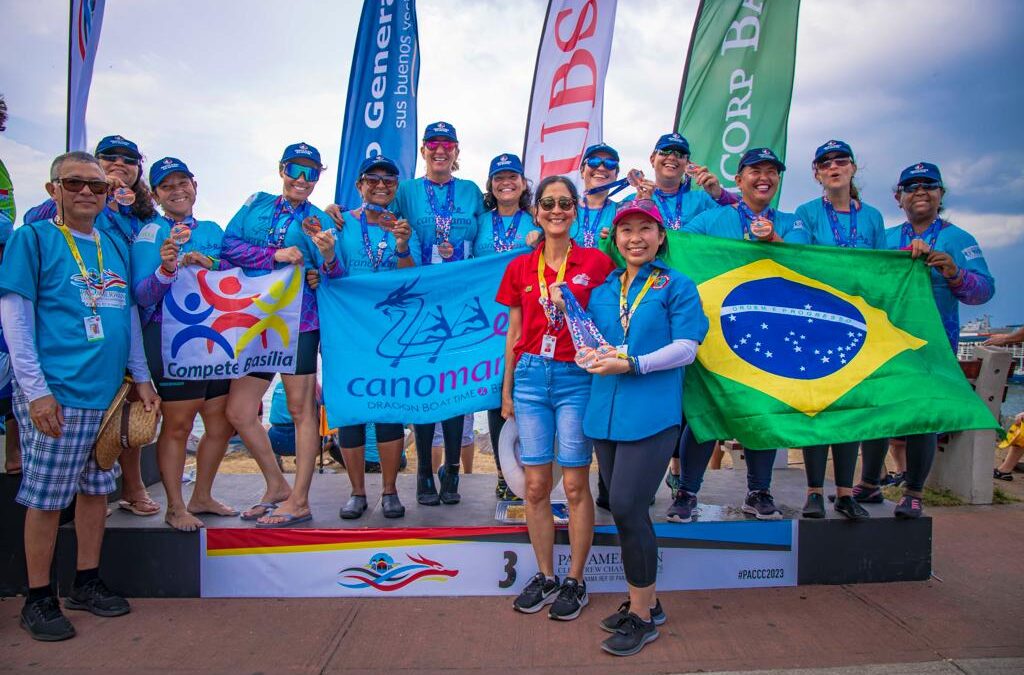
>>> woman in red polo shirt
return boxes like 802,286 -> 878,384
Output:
497,175 -> 615,621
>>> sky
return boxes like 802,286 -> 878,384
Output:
1,0 -> 1022,325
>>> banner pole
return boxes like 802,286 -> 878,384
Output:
66,0 -> 73,152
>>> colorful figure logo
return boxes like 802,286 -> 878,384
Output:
70,267 -> 128,293
337,552 -> 459,591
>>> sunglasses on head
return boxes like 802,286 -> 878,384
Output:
283,162 -> 321,182
538,196 -> 575,211
424,140 -> 457,151
97,152 -> 140,166
816,157 -> 853,169
54,177 -> 109,195
361,173 -> 398,187
656,149 -> 688,159
584,156 -> 619,170
899,181 -> 942,194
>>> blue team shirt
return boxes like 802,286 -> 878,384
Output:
583,259 -> 709,442
794,197 -> 886,249
473,210 -> 541,257
392,177 -> 483,264
332,210 -> 422,276
0,219 -> 133,409
683,204 -> 811,244
572,198 -> 617,248
649,185 -> 720,231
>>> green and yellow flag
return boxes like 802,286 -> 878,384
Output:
664,232 -> 999,449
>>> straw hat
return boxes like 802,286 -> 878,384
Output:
93,380 -> 160,470
496,418 -> 562,500
999,421 -> 1024,450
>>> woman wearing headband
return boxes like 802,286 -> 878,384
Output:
497,176 -> 615,621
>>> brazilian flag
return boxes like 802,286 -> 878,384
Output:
663,232 -> 999,449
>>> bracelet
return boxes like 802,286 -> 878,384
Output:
157,264 -> 177,282
947,268 -> 965,287
395,247 -> 411,259
628,356 -> 640,375
322,257 -> 338,272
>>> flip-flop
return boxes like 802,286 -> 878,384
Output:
189,507 -> 241,517
118,497 -> 161,516
240,502 -> 279,521
255,512 -> 313,529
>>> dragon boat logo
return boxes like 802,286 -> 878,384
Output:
71,267 -> 128,293
337,552 -> 459,592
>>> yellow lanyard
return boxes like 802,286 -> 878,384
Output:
55,220 -> 104,314
537,243 -> 571,330
619,270 -> 659,336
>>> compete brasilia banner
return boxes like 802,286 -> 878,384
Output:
160,266 -> 304,380
334,0 -> 420,210
675,0 -> 800,201
522,0 -> 618,185
318,253 -> 517,428
663,232 -> 1000,449
67,0 -> 106,151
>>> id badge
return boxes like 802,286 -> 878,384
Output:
431,245 -> 443,264
616,344 -> 629,356
84,315 -> 104,342
540,334 -> 557,359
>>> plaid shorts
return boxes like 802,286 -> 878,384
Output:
13,385 -> 120,511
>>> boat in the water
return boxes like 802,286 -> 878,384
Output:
959,315 -> 1024,383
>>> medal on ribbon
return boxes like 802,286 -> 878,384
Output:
563,285 -> 614,369
113,187 -> 135,206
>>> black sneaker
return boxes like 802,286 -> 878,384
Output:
601,612 -> 659,657
364,461 -> 382,474
665,472 -> 682,492
339,494 -> 368,520
512,572 -> 559,613
20,596 -> 75,641
548,577 -> 588,621
438,464 -> 460,504
495,476 -> 508,498
892,472 -> 907,487
600,598 -> 666,633
64,578 -> 130,617
742,490 -> 782,520
894,494 -> 924,519
417,476 -> 440,506
852,483 -> 884,504
666,489 -> 698,523
381,493 -> 405,519
834,495 -> 870,521
802,492 -> 826,519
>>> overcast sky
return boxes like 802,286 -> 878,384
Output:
2,0 -> 1021,324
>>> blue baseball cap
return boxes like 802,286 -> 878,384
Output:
654,132 -> 690,154
149,157 -> 194,189
813,139 -> 854,164
358,155 -> 399,176
422,121 -> 458,142
95,135 -> 141,159
738,147 -> 786,172
582,143 -> 619,163
488,153 -> 524,177
898,162 -> 943,187
280,142 -> 323,167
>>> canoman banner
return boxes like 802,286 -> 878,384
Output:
160,266 -> 303,380
200,522 -> 797,597
318,253 -> 516,427
67,0 -> 106,151
522,0 -> 618,185
675,0 -> 800,201
334,0 -> 420,210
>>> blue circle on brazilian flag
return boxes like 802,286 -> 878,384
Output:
720,278 -> 867,380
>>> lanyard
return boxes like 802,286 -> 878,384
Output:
359,208 -> 392,271
619,270 -> 659,336
492,210 -> 525,252
578,201 -> 609,248
822,197 -> 858,248
423,177 -> 455,243
537,244 -> 571,332
736,202 -> 775,240
585,179 -> 630,200
654,180 -> 691,230
899,217 -> 943,249
54,220 -> 104,314
271,196 -> 307,248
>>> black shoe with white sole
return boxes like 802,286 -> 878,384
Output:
512,573 -> 559,613
548,577 -> 588,621
601,613 -> 659,656
600,598 -> 666,633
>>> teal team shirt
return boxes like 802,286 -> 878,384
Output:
332,210 -> 422,276
572,199 -> 617,248
794,197 -> 886,249
472,209 -> 541,257
648,185 -> 720,231
583,259 -> 709,442
0,219 -> 133,410
132,218 -> 225,280
683,204 -> 811,243
224,192 -> 329,274
392,177 -> 484,264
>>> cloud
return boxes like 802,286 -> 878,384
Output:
941,210 -> 1024,249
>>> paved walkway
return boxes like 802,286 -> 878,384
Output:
2,504 -> 1022,674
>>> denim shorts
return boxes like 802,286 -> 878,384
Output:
512,353 -> 592,468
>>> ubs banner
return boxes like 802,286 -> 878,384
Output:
199,521 -> 797,597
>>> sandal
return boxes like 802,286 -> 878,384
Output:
994,469 -> 1014,481
117,495 -> 161,516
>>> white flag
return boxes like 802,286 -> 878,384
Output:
68,0 -> 106,151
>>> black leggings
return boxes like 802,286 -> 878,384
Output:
803,442 -> 860,489
859,435 -> 937,492
413,416 -> 464,479
680,425 -> 777,494
594,426 -> 680,588
486,408 -> 505,474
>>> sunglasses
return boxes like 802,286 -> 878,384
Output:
424,140 -> 457,151
283,162 -> 321,182
656,149 -> 688,159
361,173 -> 398,187
54,177 -> 109,195
538,196 -> 575,211
816,157 -> 853,169
584,156 -> 619,170
97,152 -> 140,166
899,181 -> 942,194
